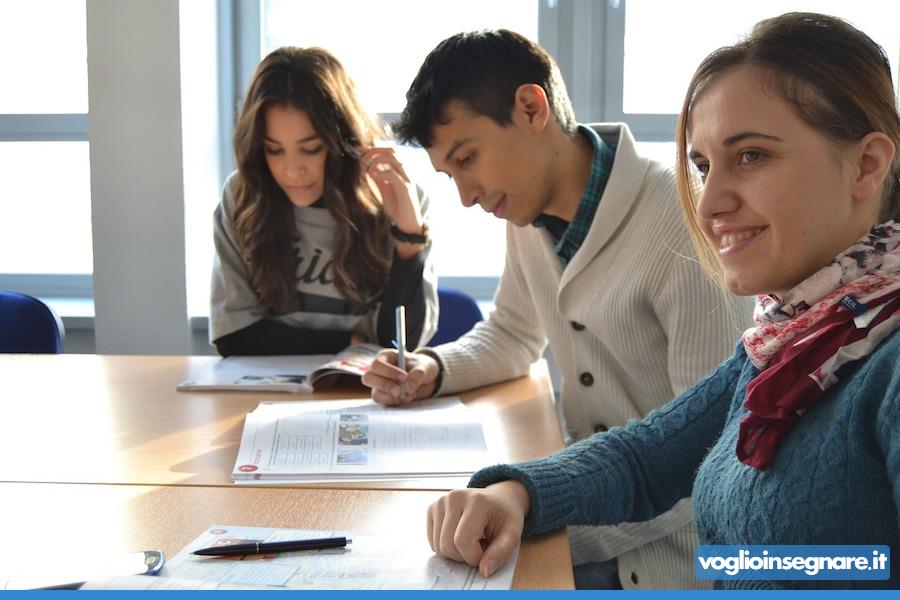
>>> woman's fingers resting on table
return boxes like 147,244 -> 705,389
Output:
426,480 -> 531,578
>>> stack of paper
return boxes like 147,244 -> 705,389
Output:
232,397 -> 490,483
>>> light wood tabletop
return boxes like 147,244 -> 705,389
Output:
0,482 -> 574,590
0,354 -> 563,489
0,354 -> 573,589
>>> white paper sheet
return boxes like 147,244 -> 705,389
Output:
232,397 -> 491,483
151,525 -> 518,590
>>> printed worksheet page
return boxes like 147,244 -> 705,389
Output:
154,525 -> 517,590
232,397 -> 490,483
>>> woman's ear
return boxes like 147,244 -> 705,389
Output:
852,131 -> 895,204
512,83 -> 551,133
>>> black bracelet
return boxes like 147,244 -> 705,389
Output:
390,222 -> 428,244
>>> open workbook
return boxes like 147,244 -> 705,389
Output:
176,343 -> 380,393
232,397 -> 490,483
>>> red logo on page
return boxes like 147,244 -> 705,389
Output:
238,464 -> 258,472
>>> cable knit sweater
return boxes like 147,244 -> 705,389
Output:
470,332 -> 900,590
426,123 -> 751,588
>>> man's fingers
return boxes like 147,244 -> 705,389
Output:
371,389 -> 405,406
403,365 -> 430,396
367,354 -> 408,379
366,352 -> 436,404
364,354 -> 411,405
360,367 -> 402,391
373,349 -> 398,367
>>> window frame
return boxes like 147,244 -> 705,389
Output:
0,113 -> 91,299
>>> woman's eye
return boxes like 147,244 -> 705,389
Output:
693,162 -> 709,181
739,150 -> 762,164
264,146 -> 282,156
302,145 -> 324,156
458,153 -> 474,167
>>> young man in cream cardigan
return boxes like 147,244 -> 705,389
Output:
362,29 -> 749,589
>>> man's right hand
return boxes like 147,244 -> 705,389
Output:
362,349 -> 440,405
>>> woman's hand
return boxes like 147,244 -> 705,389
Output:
427,480 -> 531,577
358,147 -> 424,258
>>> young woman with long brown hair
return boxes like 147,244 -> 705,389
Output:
210,47 -> 437,356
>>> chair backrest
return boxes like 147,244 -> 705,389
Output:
428,287 -> 484,346
0,291 -> 64,353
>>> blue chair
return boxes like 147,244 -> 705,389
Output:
0,291 -> 64,353
428,287 -> 484,346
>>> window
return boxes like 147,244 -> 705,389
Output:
621,0 -> 900,117
608,0 -> 900,162
0,0 -> 92,298
261,0 -> 539,116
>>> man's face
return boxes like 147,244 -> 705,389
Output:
425,100 -> 552,227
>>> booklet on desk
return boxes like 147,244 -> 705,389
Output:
92,525 -> 516,590
176,343 -> 381,393
232,397 -> 490,483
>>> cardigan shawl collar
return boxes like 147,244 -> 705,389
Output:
559,123 -> 651,295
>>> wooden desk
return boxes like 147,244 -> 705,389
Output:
0,482 -> 574,590
0,354 -> 562,489
0,355 -> 572,589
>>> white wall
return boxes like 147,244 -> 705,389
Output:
86,0 -> 190,354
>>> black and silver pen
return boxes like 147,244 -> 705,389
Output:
192,536 -> 351,556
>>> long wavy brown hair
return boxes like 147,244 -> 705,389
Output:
231,47 -> 392,313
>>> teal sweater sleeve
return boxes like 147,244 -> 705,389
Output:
469,343 -> 749,538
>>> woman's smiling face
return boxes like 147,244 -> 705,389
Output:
688,66 -> 877,297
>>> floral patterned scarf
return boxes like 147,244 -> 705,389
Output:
738,221 -> 900,469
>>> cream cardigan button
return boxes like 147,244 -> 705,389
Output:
579,372 -> 594,386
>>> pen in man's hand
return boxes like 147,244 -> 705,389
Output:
192,536 -> 351,557
395,305 -> 406,398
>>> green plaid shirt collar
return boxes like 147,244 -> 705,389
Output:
533,125 -> 616,266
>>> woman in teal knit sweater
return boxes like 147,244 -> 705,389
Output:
426,13 -> 900,590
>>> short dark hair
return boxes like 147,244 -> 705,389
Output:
395,29 -> 577,147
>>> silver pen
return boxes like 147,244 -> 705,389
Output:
395,305 -> 406,398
